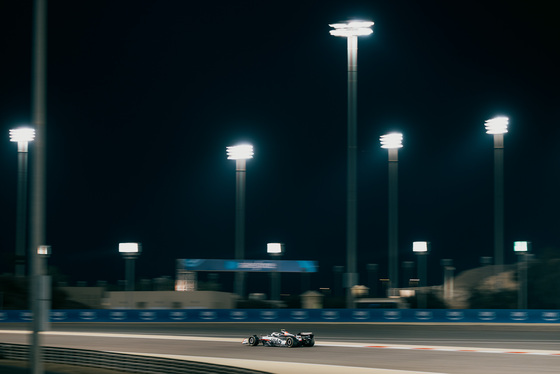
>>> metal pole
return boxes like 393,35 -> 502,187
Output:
517,253 -> 528,309
30,0 -> 47,373
15,146 -> 29,277
234,159 -> 247,298
345,34 -> 358,308
418,253 -> 427,309
333,266 -> 344,297
301,272 -> 310,293
440,259 -> 453,302
269,252 -> 281,301
270,271 -> 280,301
125,258 -> 135,292
366,264 -> 378,297
494,134 -> 504,285
402,261 -> 414,288
388,148 -> 398,295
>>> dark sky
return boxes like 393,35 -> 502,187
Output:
0,1 -> 558,295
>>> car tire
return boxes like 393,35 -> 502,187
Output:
305,338 -> 315,347
248,335 -> 259,346
286,337 -> 295,348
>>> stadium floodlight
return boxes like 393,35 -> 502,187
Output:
10,127 -> 36,149
514,241 -> 530,253
413,241 -> 430,308
485,116 -> 509,134
329,21 -> 374,37
227,144 -> 254,160
514,241 -> 531,309
413,241 -> 429,253
10,127 -> 36,278
486,116 -> 509,286
380,133 -> 403,149
381,132 -> 403,296
267,243 -> 284,255
37,245 -> 51,257
119,242 -> 142,256
267,243 -> 284,301
329,19 -> 374,309
119,242 -> 142,293
227,143 -> 254,298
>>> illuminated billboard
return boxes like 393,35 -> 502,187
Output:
177,259 -> 317,273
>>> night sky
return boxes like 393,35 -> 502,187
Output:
1,1 -> 558,295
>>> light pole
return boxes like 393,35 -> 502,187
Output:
10,127 -> 35,278
329,20 -> 374,308
514,241 -> 530,309
227,144 -> 254,298
31,244 -> 50,374
440,259 -> 454,303
485,116 -> 508,285
119,242 -> 142,293
381,132 -> 403,296
413,241 -> 429,309
366,263 -> 378,297
333,265 -> 344,297
267,243 -> 284,301
402,261 -> 414,288
29,1 -> 47,373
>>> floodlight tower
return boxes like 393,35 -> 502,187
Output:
485,116 -> 508,283
227,144 -> 254,298
119,242 -> 142,292
329,20 -> 374,308
514,241 -> 530,309
380,132 -> 403,296
10,127 -> 35,277
267,243 -> 284,301
413,241 -> 430,309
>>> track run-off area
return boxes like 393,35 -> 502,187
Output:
2,323 -> 560,373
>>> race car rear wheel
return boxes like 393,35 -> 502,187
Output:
286,337 -> 295,348
303,338 -> 315,347
248,335 -> 259,346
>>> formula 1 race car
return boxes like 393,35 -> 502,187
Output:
242,329 -> 315,348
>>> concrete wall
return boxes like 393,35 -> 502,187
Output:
103,291 -> 237,309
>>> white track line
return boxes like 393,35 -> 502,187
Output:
116,351 -> 446,374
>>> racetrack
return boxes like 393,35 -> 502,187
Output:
2,323 -> 560,373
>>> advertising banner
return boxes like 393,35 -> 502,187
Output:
177,259 -> 318,273
1,309 -> 560,323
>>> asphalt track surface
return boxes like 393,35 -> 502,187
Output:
2,323 -> 560,373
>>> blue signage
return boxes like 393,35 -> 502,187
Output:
177,259 -> 317,273
1,309 -> 560,323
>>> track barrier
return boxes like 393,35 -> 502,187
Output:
1,309 -> 559,323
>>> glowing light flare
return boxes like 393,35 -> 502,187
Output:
380,133 -> 403,149
413,241 -> 429,253
227,144 -> 254,160
119,242 -> 141,254
9,127 -> 35,143
485,116 -> 509,134
267,243 -> 284,255
514,241 -> 530,252
37,245 -> 51,257
329,21 -> 374,37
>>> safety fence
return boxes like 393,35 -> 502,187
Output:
0,343 -> 268,374
1,309 -> 560,323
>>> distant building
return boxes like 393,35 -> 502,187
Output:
59,286 -> 105,309
103,291 -> 237,309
